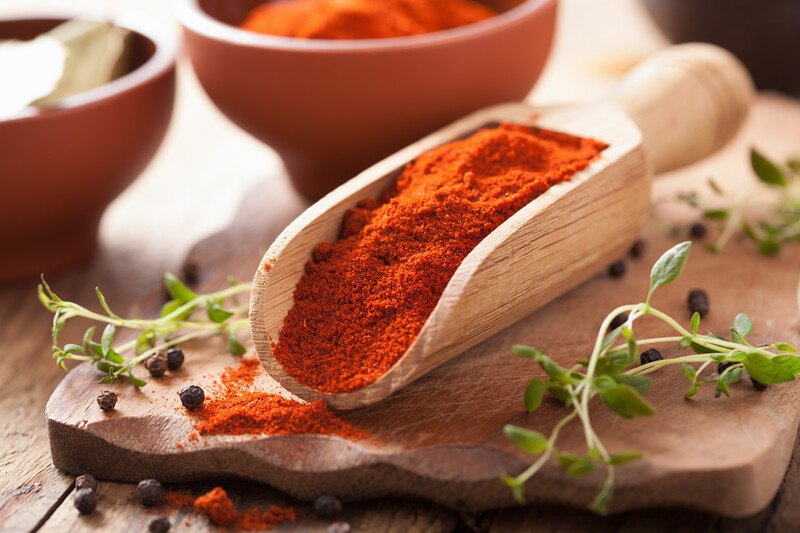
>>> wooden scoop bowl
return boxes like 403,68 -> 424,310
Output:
250,43 -> 753,410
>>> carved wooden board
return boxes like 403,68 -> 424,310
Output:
46,95 -> 800,518
46,224 -> 800,517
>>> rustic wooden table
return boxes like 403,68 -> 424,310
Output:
2,0 -> 799,531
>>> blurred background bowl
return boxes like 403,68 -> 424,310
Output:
0,11 -> 176,282
641,0 -> 800,94
175,0 -> 557,200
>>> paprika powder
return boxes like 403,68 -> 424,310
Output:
190,357 -> 366,439
240,0 -> 496,40
274,124 -> 607,393
190,487 -> 296,530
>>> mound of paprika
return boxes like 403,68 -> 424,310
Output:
274,124 -> 607,393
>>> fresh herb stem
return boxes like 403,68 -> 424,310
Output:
666,148 -> 800,255
39,274 -> 252,387
504,241 -> 800,513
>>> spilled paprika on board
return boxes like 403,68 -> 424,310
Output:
273,124 -> 608,393
189,357 -> 366,440
240,0 -> 496,40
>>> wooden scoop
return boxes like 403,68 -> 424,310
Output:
250,43 -> 753,410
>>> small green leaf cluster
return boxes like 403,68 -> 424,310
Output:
502,242 -> 800,514
674,148 -> 800,255
39,274 -> 251,387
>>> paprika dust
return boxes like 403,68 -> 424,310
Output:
240,0 -> 496,40
274,124 -> 607,393
167,487 -> 296,530
190,357 -> 365,439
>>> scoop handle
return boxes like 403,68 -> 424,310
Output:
611,43 -> 754,175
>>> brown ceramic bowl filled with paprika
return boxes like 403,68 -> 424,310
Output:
174,0 -> 558,200
0,11 -> 176,283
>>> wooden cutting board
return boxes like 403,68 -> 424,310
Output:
46,95 -> 800,518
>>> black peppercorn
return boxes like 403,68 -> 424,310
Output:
327,522 -> 351,533
717,361 -> 736,375
608,260 -> 626,279
97,390 -> 117,411
608,313 -> 628,331
75,474 -> 97,492
689,222 -> 708,239
74,488 -> 97,514
314,494 -> 343,518
136,479 -> 163,507
166,347 -> 185,371
145,352 -> 168,378
687,289 -> 710,318
640,349 -> 663,365
149,516 -> 171,533
629,239 -> 645,259
750,377 -> 767,391
179,385 -> 205,410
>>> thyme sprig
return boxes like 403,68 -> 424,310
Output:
675,148 -> 800,255
503,242 -> 800,513
39,274 -> 251,387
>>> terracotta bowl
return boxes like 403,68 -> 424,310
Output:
175,0 -> 557,199
0,12 -> 176,283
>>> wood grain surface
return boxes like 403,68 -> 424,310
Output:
46,218 -> 800,517
2,93 -> 799,532
1,0 -> 799,530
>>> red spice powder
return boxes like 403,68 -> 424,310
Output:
240,0 -> 495,40
169,487 -> 296,530
273,124 -> 607,393
191,358 -> 366,440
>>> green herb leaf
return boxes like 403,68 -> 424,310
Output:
160,299 -> 180,317
743,352 -> 797,384
690,341 -> 719,355
523,378 -> 547,413
556,452 -> 581,468
731,313 -> 753,338
691,312 -> 701,335
772,355 -> 800,375
101,324 -> 116,357
566,456 -> 596,478
599,384 -> 655,419
501,475 -> 525,504
647,241 -> 692,303
751,148 -> 788,187
758,239 -> 781,256
546,383 -> 572,406
207,298 -> 235,323
227,330 -> 247,356
105,348 -> 125,364
609,451 -> 643,465
128,372 -> 147,388
680,363 -> 697,381
541,357 -> 574,385
95,287 -> 118,318
62,343 -> 84,355
512,345 -> 544,359
135,330 -> 156,356
614,374 -> 652,394
503,425 -> 549,455
98,374 -> 117,384
82,326 -> 97,358
164,273 -> 197,303
774,343 -> 798,353
703,209 -> 729,220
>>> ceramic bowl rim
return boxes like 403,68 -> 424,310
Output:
173,0 -> 555,53
0,8 -> 177,123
